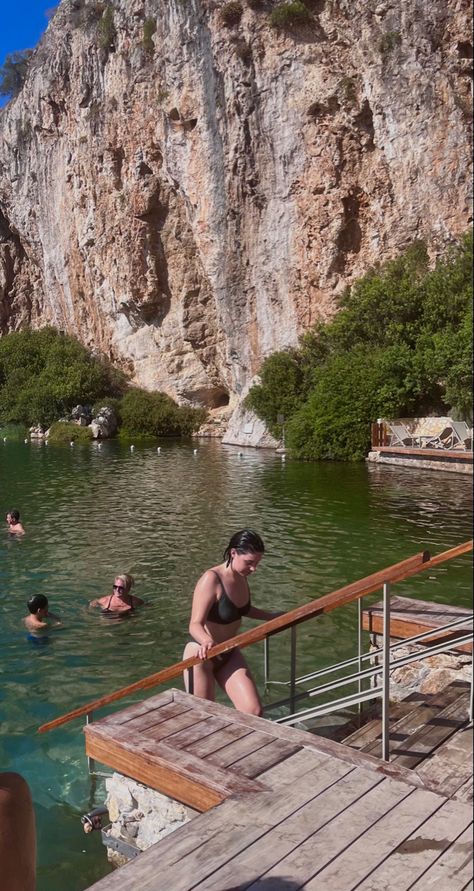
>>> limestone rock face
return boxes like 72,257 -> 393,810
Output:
0,0 -> 472,408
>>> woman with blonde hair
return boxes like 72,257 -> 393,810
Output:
89,574 -> 143,617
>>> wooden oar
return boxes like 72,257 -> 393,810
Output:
38,540 -> 472,734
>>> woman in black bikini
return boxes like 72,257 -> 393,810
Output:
183,530 -> 281,715
89,574 -> 143,617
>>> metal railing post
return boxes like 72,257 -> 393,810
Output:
86,713 -> 95,774
469,661 -> 473,724
264,636 -> 270,687
358,597 -> 363,714
290,627 -> 297,713
382,583 -> 391,761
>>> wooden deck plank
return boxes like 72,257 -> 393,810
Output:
96,692 -> 177,726
225,738 -> 301,779
184,722 -> 254,757
141,763 -> 369,891
409,826 -> 474,890
298,787 -> 444,889
388,692 -> 470,769
170,690 -> 435,790
138,710 -> 208,742
192,767 -> 395,891
86,760 -> 354,890
454,776 -> 473,804
415,725 -> 473,798
114,702 -> 195,734
352,797 -> 473,890
256,747 -> 330,789
163,715 -> 230,749
205,731 -> 279,768
362,688 -> 470,764
363,596 -> 473,653
84,724 -> 265,811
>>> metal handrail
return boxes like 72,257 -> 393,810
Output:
38,540 -> 472,735
271,614 -> 473,689
273,628 -> 474,727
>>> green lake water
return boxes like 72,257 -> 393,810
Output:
0,438 -> 472,890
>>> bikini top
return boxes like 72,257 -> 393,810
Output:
101,594 -> 134,618
206,570 -> 251,625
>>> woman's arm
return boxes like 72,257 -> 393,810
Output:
189,572 -> 220,659
246,606 -> 285,621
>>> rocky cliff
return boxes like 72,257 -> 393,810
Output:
0,0 -> 472,410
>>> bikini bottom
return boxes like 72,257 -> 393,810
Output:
186,636 -> 236,674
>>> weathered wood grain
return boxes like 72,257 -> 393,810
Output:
84,724 -> 265,811
86,760 -> 353,890
415,724 -> 473,798
224,738 -> 301,779
192,766 -> 391,891
352,796 -> 473,890
363,595 -> 473,653
409,826 -> 474,890
299,787 -> 444,889
204,731 -> 278,768
164,715 -> 230,749
184,722 -> 255,758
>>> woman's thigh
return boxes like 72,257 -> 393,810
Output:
182,641 -> 215,700
215,649 -> 263,716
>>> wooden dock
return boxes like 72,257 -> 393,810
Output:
362,595 -> 473,654
85,689 -> 473,890
367,445 -> 473,474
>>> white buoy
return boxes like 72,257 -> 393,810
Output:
281,453 -> 286,462
24,438 -> 29,444
238,451 -> 243,457
98,443 -> 102,450
44,440 -> 48,446
193,449 -> 198,455
156,447 -> 161,454
3,437 -> 6,442
70,441 -> 74,447
130,444 -> 135,451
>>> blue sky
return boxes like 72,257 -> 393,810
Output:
1,1 -> 51,105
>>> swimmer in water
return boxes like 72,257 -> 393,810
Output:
6,510 -> 25,535
89,574 -> 143,618
23,594 -> 61,639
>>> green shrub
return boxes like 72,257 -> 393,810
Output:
270,1 -> 311,29
249,232 -> 473,461
245,350 -> 304,437
119,389 -> 206,437
0,423 -> 29,441
143,17 -> 157,54
48,421 -> 94,443
220,1 -> 243,26
0,327 -> 126,427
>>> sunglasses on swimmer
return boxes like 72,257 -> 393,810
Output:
113,584 -> 125,592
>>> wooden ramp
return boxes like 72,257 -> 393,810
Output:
362,595 -> 473,653
85,690 -> 473,890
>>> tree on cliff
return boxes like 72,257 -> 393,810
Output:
0,50 -> 34,100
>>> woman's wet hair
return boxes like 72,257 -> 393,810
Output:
27,594 -> 48,614
223,530 -> 265,566
9,509 -> 20,523
114,573 -> 134,594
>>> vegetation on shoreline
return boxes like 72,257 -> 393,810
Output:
246,231 -> 473,461
0,328 -> 206,440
